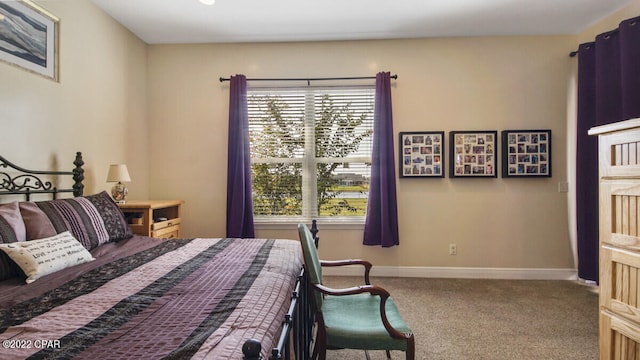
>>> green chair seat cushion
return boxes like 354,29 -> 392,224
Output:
321,292 -> 411,351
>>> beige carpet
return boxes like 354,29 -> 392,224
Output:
321,276 -> 598,360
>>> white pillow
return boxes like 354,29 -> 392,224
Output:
0,231 -> 95,284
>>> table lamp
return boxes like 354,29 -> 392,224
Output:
106,164 -> 131,204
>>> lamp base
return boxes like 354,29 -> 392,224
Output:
111,182 -> 128,204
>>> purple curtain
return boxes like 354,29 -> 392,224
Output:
363,72 -> 399,247
576,16 -> 640,281
226,74 -> 255,238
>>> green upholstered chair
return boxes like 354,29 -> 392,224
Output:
297,223 -> 415,360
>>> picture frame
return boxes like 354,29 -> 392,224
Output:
501,130 -> 552,177
0,0 -> 59,81
449,131 -> 497,178
399,131 -> 445,178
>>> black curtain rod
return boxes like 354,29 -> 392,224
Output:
569,50 -> 578,58
219,74 -> 398,83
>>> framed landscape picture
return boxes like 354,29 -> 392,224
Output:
449,131 -> 497,178
0,1 -> 59,81
501,130 -> 551,177
399,131 -> 445,178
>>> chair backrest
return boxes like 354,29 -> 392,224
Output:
298,223 -> 324,308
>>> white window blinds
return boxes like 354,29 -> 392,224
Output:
248,86 -> 375,220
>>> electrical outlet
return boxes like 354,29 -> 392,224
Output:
449,244 -> 457,255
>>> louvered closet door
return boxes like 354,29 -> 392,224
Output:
594,122 -> 640,360
600,180 -> 640,360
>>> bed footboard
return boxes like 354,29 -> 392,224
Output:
242,268 -> 312,360
243,221 -> 318,360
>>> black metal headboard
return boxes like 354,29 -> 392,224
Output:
0,152 -> 84,200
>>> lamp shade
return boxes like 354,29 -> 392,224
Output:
106,164 -> 131,183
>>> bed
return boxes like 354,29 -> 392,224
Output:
0,152 -> 312,360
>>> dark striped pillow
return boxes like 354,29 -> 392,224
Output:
0,202 -> 26,281
19,191 -> 133,251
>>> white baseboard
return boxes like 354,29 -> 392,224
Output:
322,266 -> 578,280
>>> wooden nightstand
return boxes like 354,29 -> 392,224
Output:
118,200 -> 183,239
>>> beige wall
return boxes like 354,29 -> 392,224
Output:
0,0 -> 148,199
2,0 -> 639,276
147,37 -> 576,271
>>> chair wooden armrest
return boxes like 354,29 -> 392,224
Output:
320,259 -> 372,284
312,283 -> 410,340
314,283 -> 384,297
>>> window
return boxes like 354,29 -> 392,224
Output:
248,86 -> 374,221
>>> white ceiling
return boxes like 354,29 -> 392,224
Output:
90,0 -> 632,44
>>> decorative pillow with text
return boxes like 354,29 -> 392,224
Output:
0,231 -> 95,284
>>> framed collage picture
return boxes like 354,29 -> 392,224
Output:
449,131 -> 497,178
399,131 -> 445,177
501,130 -> 551,177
